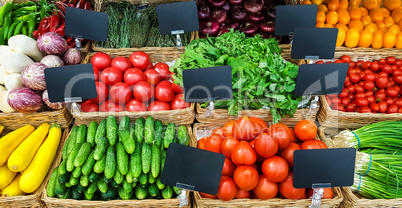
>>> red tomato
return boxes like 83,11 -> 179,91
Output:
288,128 -> 297,143
349,61 -> 356,68
148,100 -> 171,111
231,141 -> 257,165
253,175 -> 278,200
385,97 -> 395,106
204,135 -> 224,153
349,73 -> 360,83
370,62 -> 380,72
316,60 -> 324,64
144,69 -> 161,86
93,67 -> 100,81
331,98 -> 341,105
222,121 -> 236,137
280,143 -> 301,168
378,101 -> 388,113
380,58 -> 387,64
233,117 -> 257,141
91,52 -> 112,70
133,81 -> 154,102
154,63 -> 170,80
147,62 -> 153,70
253,133 -> 278,158
375,91 -> 386,101
222,158 -> 236,177
332,104 -> 345,111
355,92 -> 366,98
81,100 -> 99,112
110,82 -> 132,104
361,61 -> 371,70
197,137 -> 207,150
394,98 -> 402,107
301,140 -> 328,149
386,87 -> 399,98
355,97 -> 369,107
334,60 -> 343,63
376,77 -> 389,89
212,128 -> 225,137
171,94 -> 190,110
99,100 -> 124,112
365,91 -> 374,97
355,85 -> 365,93
369,102 -> 379,112
396,59 -> 402,66
101,67 -> 123,86
346,85 -> 356,93
111,57 -> 132,73
381,64 -> 393,75
341,98 -> 350,106
217,176 -> 238,201
279,173 -> 305,200
172,83 -> 184,94
294,120 -> 317,142
326,97 -> 332,107
261,156 -> 289,183
345,105 -> 356,112
359,106 -> 371,113
339,91 -> 348,98
200,192 -> 217,199
386,56 -> 396,65
89,81 -> 109,104
234,166 -> 259,191
124,68 -> 146,87
235,189 -> 251,199
125,98 -> 147,112
221,136 -> 239,159
363,81 -> 375,91
341,55 -> 351,63
267,126 -> 290,150
367,96 -> 375,103
306,188 -> 334,199
387,104 -> 398,114
129,51 -> 150,71
154,82 -> 175,102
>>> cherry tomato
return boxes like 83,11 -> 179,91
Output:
355,92 -> 366,98
231,141 -> 257,165
367,96 -> 375,103
378,101 -> 388,113
361,61 -> 371,70
381,64 -> 393,75
101,67 -> 123,86
376,77 -> 389,89
346,85 -> 356,94
235,189 -> 251,199
148,100 -> 171,111
386,56 -> 396,65
222,158 -> 236,177
359,106 -> 372,113
280,143 -> 300,168
394,98 -> 402,108
339,91 -> 349,98
124,68 -> 146,87
355,85 -> 365,93
345,105 -> 356,112
331,98 -> 342,105
81,100 -> 99,112
341,98 -> 350,106
279,173 -> 305,200
217,176 -> 238,201
385,97 -> 395,106
171,94 -> 191,110
341,55 -> 351,63
349,61 -> 356,69
369,102 -> 379,112
221,136 -> 239,159
254,133 -> 278,158
294,120 -> 317,142
358,81 -> 365,86
133,81 -> 154,102
349,73 -> 360,83
375,91 -> 386,101
386,87 -> 399,98
110,82 -> 132,104
111,57 -> 132,73
365,91 -> 374,97
99,100 -> 124,112
91,52 -> 112,70
363,73 -> 375,82
355,97 -> 369,107
234,166 -> 259,191
370,62 -> 380,72
253,175 -> 278,200
387,104 -> 398,114
363,81 -> 375,91
301,140 -> 328,149
89,81 -> 109,104
125,98 -> 147,112
357,60 -> 364,68
129,51 -> 150,71
153,63 -> 171,80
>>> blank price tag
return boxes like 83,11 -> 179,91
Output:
294,63 -> 349,96
156,1 -> 199,35
275,4 -> 318,36
160,143 -> 225,195
293,148 -> 356,188
44,64 -> 97,103
65,7 -> 108,42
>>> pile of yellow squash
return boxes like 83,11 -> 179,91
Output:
0,123 -> 62,197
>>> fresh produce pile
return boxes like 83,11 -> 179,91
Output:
308,0 -> 402,48
333,121 -> 402,199
0,123 -> 62,196
47,115 -> 190,200
170,30 -> 301,123
324,55 -> 402,113
95,3 -> 192,49
0,33 -> 81,114
197,117 -> 333,201
81,51 -> 190,112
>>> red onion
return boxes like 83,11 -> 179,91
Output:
7,87 -> 44,113
62,48 -> 81,65
239,21 -> 259,35
37,32 -> 68,55
227,21 -> 239,29
42,90 -> 65,110
259,22 -> 275,33
222,2 -> 230,11
200,21 -> 220,36
229,0 -> 243,5
253,32 -> 270,39
211,9 -> 227,23
243,0 -> 264,14
21,63 -> 47,91
40,55 -> 64,68
198,5 -> 211,20
208,0 -> 226,7
230,6 -> 247,21
218,26 -> 230,36
249,12 -> 264,22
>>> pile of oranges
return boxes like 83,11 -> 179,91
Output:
303,0 -> 402,48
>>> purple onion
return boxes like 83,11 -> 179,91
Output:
211,9 -> 227,23
253,32 -> 270,39
239,21 -> 259,36
198,5 -> 212,20
227,21 -> 240,29
7,87 -> 44,113
218,26 -> 230,36
37,32 -> 68,55
229,0 -> 243,5
42,90 -> 65,110
248,12 -> 264,22
40,55 -> 64,68
243,0 -> 264,14
21,63 -> 47,91
222,2 -> 230,11
208,0 -> 226,7
230,6 -> 247,21
259,21 -> 275,33
62,48 -> 81,65
200,21 -> 220,36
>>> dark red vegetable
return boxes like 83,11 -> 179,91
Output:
49,15 -> 59,32
56,2 -> 67,14
248,12 -> 264,22
230,6 -> 247,21
243,0 -> 264,14
226,20 -> 239,29
55,23 -> 65,36
239,21 -> 259,35
253,32 -> 270,39
198,5 -> 212,20
218,26 -> 230,36
208,0 -> 226,8
259,21 -> 275,33
84,2 -> 91,10
229,0 -> 243,5
211,9 -> 227,23
200,21 -> 220,36
223,2 -> 230,11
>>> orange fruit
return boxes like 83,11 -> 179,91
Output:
360,7 -> 369,16
363,0 -> 381,10
339,0 -> 348,9
345,28 -> 360,47
370,8 -> 384,22
312,0 -> 324,4
361,15 -> 372,26
336,23 -> 349,31
337,9 -> 350,24
326,11 -> 339,24
327,0 -> 340,11
325,23 -> 334,27
376,21 -> 388,32
358,30 -> 374,47
365,23 -> 379,33
336,29 -> 347,46
384,16 -> 395,27
384,0 -> 402,11
317,11 -> 326,22
318,4 -> 329,12
382,8 -> 391,17
372,30 -> 384,48
388,24 -> 401,35
349,6 -> 362,20
383,31 -> 397,47
349,0 -> 361,7
316,22 -> 326,27
349,20 -> 364,31
392,9 -> 402,23
398,20 -> 402,29
302,0 -> 313,4
396,32 -> 402,48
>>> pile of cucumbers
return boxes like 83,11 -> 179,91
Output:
47,115 -> 190,201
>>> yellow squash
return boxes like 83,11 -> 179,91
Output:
8,123 -> 50,172
20,124 -> 61,193
0,164 -> 16,190
0,125 -> 4,134
1,174 -> 25,197
0,125 -> 35,167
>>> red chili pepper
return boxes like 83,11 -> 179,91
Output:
57,10 -> 65,22
76,0 -> 85,9
56,2 -> 67,14
38,17 -> 49,34
33,30 -> 39,39
55,23 -> 65,36
84,2 -> 91,10
66,38 -> 76,48
49,15 -> 60,32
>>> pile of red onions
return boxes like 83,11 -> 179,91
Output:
198,0 -> 286,42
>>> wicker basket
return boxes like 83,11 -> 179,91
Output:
42,125 -> 193,208
191,123 -> 344,208
0,129 -> 68,208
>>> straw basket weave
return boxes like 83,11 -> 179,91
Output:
191,123 -> 344,208
42,125 -> 194,208
0,129 -> 68,208
333,47 -> 402,60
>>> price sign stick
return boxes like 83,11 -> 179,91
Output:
310,183 -> 331,208
172,30 -> 184,50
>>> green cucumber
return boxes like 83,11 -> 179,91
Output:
71,187 -> 83,199
67,126 -> 79,154
161,186 -> 173,199
141,143 -> 151,174
82,151 -> 96,175
156,177 -> 165,190
94,136 -> 107,161
94,155 -> 106,174
64,182 -> 72,188
100,187 -> 117,200
163,123 -> 175,149
134,117 -> 145,143
148,172 -> 156,184
62,134 -> 71,160
135,186 -> 148,199
106,115 -> 118,145
76,183 -> 86,193
88,171 -> 99,182
58,190 -> 70,199
58,172 -> 70,184
72,166 -> 82,178
74,142 -> 92,167
97,179 -> 108,193
118,186 -> 133,200
69,175 -> 79,186
110,180 -> 119,188
76,124 -> 88,145
116,142 -> 129,175
103,175 -> 113,183
139,172 -> 147,185
105,146 -> 116,179
84,190 -> 95,200
114,170 -> 124,184
131,142 -> 142,178
161,149 -> 167,172
87,121 -> 98,146
154,120 -> 163,147
66,145 -> 81,172
151,145 -> 160,178
148,184 -> 159,197
54,174 -> 66,196
126,170 -> 133,184
95,119 -> 106,144
160,125 -> 167,149
132,182 -> 137,188
144,116 -> 154,144
87,181 -> 98,194
47,167 -> 59,197
178,125 -> 190,146
80,174 -> 89,187
58,160 -> 67,175
173,186 -> 183,195
123,179 -> 133,193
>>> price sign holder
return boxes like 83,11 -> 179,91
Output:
182,66 -> 232,117
65,7 -> 108,50
160,143 -> 225,205
293,148 -> 356,207
156,1 -> 199,49
291,27 -> 338,59
44,64 -> 97,115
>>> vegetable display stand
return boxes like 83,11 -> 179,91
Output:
0,107 -> 73,132
333,47 -> 402,61
41,125 -> 194,208
0,129 -> 68,208
317,95 -> 402,129
339,187 -> 402,208
191,123 -> 344,208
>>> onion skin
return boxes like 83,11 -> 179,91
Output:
229,0 -> 243,5
200,21 -> 220,36
260,22 -> 275,33
243,0 -> 264,14
198,5 -> 211,20
211,9 -> 227,23
218,26 -> 230,36
21,63 -> 47,91
222,2 -> 230,11
240,21 -> 259,35
62,48 -> 81,65
7,87 -> 44,113
208,0 -> 226,7
40,55 -> 64,68
230,6 -> 247,21
249,12 -> 264,22
37,32 -> 68,55
227,21 -> 240,29
42,90 -> 65,110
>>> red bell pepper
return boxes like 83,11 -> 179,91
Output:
49,15 -> 59,32
55,23 -> 65,36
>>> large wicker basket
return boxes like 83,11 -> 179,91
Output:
191,123 -> 344,208
42,125 -> 194,208
0,129 -> 68,208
